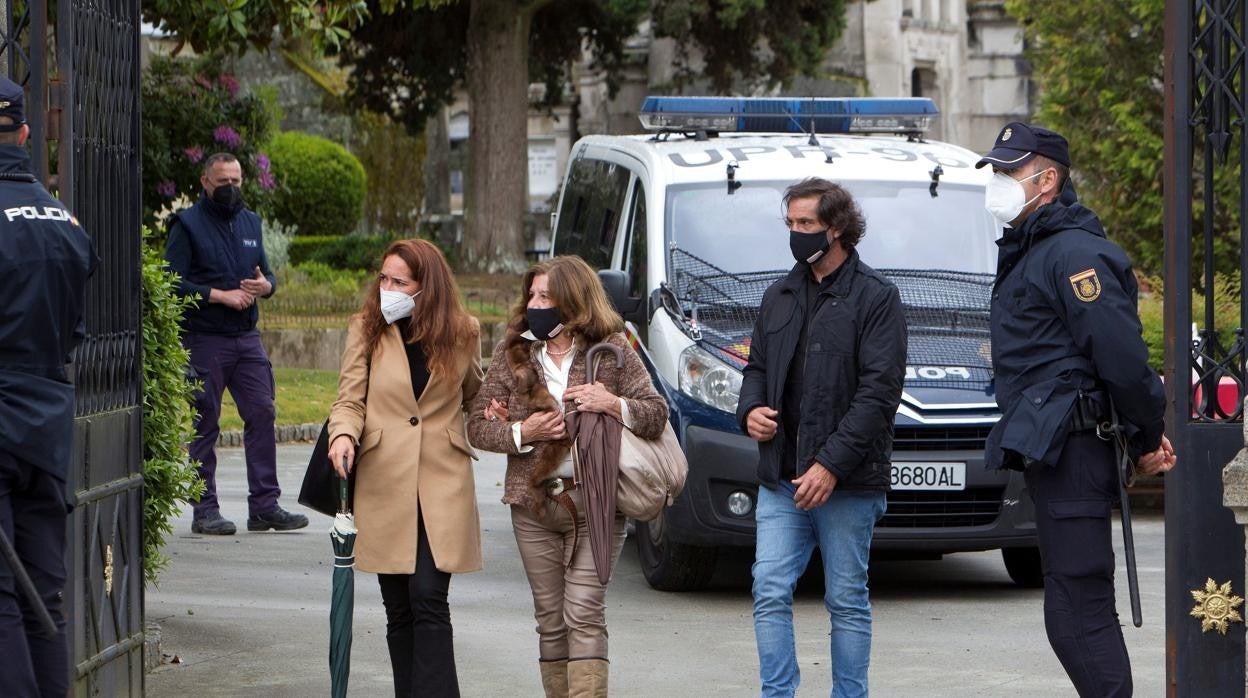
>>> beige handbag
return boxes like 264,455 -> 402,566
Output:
581,342 -> 689,522
616,420 -> 688,522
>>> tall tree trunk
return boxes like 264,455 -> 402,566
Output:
464,0 -> 532,273
423,107 -> 451,217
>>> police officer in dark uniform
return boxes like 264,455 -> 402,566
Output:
978,123 -> 1176,697
0,76 -> 96,697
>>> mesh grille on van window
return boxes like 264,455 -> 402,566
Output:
665,247 -> 997,390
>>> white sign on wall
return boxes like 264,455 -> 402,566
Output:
528,140 -> 558,211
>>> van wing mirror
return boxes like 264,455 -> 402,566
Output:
598,269 -> 646,325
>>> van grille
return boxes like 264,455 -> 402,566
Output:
892,426 -> 993,452
879,488 -> 1004,528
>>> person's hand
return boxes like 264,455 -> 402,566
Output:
328,435 -> 356,478
565,382 -> 618,415
210,288 -> 255,310
1136,435 -> 1177,476
239,266 -> 272,297
520,410 -> 566,444
792,462 -> 838,510
484,398 -> 510,423
746,406 -> 779,442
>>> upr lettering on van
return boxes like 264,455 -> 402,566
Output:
667,148 -> 968,169
5,205 -> 74,223
906,366 -> 972,380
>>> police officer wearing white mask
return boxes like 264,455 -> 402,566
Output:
978,122 -> 1176,696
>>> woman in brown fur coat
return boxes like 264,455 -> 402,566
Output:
466,255 -> 667,698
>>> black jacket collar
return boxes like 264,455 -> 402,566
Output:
199,191 -> 243,220
779,247 -> 859,299
999,179 -> 1105,251
0,144 -> 33,174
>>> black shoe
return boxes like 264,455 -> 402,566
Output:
247,507 -> 309,532
192,512 -> 237,535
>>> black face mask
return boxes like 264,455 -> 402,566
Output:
210,183 -> 244,211
526,306 -> 565,341
789,227 -> 831,265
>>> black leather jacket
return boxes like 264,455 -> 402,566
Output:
736,250 -> 908,490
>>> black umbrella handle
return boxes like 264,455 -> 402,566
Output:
584,343 -> 624,384
338,456 -> 350,515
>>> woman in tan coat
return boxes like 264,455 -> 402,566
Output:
327,239 -> 482,698
467,255 -> 668,697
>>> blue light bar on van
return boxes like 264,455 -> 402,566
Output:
638,96 -> 938,135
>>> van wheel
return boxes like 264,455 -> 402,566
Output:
1002,546 -> 1044,588
635,511 -> 717,591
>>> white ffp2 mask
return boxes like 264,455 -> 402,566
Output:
380,288 -> 422,324
984,169 -> 1047,226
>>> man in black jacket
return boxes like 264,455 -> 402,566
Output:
165,153 -> 307,535
978,122 -> 1175,696
0,76 -> 96,697
736,178 -> 907,698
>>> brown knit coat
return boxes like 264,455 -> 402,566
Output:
466,331 -> 669,512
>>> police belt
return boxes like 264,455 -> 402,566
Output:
1070,389 -> 1109,434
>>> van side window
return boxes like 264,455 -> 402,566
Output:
553,158 -> 630,269
625,185 -> 647,299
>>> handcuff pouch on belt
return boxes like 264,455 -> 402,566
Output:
1071,389 -> 1109,434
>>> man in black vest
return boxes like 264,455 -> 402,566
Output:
165,153 -> 307,535
979,123 -> 1175,696
0,76 -> 96,697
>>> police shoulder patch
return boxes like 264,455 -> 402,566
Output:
1069,268 -> 1101,302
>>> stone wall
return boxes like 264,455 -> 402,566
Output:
226,40 -> 354,144
262,321 -> 509,372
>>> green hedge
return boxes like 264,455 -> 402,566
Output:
288,233 -> 401,270
1138,275 -> 1242,373
268,131 -> 367,237
141,232 -> 205,585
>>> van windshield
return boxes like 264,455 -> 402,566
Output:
665,181 -> 999,274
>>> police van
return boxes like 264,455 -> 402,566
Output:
549,96 -> 1039,590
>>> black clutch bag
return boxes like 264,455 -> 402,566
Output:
298,420 -> 355,517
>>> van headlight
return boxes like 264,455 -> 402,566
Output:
678,344 -> 743,414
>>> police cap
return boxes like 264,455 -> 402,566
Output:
975,121 -> 1070,170
0,76 -> 26,133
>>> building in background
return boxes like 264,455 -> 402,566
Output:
573,1 -> 1030,156
143,2 -> 1031,224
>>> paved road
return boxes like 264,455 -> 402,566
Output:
147,444 -> 1167,697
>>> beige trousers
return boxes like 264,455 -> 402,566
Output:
511,489 -> 627,661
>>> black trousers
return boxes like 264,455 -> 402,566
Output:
1025,432 -> 1132,698
377,509 -> 459,698
0,450 -> 69,698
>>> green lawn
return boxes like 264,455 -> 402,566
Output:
218,367 -> 340,431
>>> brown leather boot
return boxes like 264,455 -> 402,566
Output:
567,658 -> 608,698
539,659 -> 569,698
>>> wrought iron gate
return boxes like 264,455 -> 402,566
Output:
1,0 -> 143,694
1165,0 -> 1248,694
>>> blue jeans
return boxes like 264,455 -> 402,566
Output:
752,482 -> 886,698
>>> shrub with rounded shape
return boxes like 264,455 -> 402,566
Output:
268,131 -> 367,237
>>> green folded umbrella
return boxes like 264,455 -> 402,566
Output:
329,470 -> 356,698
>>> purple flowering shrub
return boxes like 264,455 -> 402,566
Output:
142,56 -> 278,227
